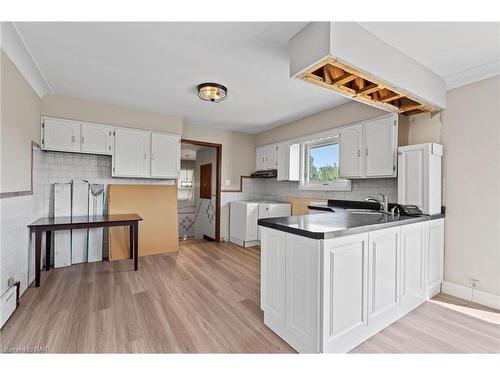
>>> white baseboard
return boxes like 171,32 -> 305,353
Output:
442,281 -> 500,310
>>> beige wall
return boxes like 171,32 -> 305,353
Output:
408,112 -> 442,144
0,49 -> 41,193
255,101 -> 385,145
440,76 -> 500,296
41,95 -> 183,134
182,123 -> 256,190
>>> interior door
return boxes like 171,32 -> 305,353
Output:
113,128 -> 150,177
364,116 -> 397,177
200,163 -> 212,199
81,123 -> 113,155
339,123 -> 363,178
150,133 -> 180,178
42,118 -> 81,152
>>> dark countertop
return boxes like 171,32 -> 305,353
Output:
258,200 -> 445,240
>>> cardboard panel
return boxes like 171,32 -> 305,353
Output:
108,184 -> 178,260
71,182 -> 89,264
287,197 -> 327,216
54,183 -> 71,268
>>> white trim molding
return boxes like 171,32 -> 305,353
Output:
445,60 -> 500,91
0,22 -> 52,97
442,281 -> 500,311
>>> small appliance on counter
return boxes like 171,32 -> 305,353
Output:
230,200 -> 291,247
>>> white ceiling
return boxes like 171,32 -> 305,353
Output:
15,22 -> 349,134
14,22 -> 500,134
359,22 -> 500,90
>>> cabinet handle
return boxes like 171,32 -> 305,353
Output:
71,135 -> 75,143
357,149 -> 360,157
81,136 -> 85,144
144,153 -> 147,160
151,154 -> 154,161
366,148 -> 368,156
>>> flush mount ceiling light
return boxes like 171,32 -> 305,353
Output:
197,83 -> 228,103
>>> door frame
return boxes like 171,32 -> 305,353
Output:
181,138 -> 222,242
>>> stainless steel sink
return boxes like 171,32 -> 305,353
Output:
346,209 -> 381,214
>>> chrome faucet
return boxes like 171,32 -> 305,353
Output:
364,193 -> 390,213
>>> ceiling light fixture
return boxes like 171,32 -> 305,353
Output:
197,83 -> 228,103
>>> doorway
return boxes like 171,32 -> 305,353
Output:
178,139 -> 221,242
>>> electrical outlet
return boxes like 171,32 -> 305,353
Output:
225,179 -> 231,186
352,181 -> 360,191
470,279 -> 480,289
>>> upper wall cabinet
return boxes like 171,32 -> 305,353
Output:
150,132 -> 180,178
113,128 -> 151,178
338,114 -> 398,179
277,142 -> 300,181
42,118 -> 81,152
256,144 -> 278,171
364,116 -> 397,177
338,123 -> 364,178
42,117 -> 113,155
81,123 -> 114,155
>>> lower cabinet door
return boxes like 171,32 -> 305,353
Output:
285,234 -> 320,353
427,219 -> 445,298
367,227 -> 401,328
400,222 -> 427,310
322,233 -> 369,353
260,228 -> 286,328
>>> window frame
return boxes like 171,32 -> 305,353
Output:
299,136 -> 351,191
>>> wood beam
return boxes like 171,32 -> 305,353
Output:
400,103 -> 424,113
331,73 -> 357,86
381,93 -> 405,103
356,83 -> 380,95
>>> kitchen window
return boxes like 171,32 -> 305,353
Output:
299,137 -> 351,191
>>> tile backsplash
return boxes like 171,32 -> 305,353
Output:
1,148 -> 398,297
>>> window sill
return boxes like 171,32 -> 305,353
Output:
298,180 -> 352,191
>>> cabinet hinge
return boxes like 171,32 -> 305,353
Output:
393,165 -> 396,172
113,130 -> 116,136
42,138 -> 44,145
113,167 -> 115,173
41,120 -> 45,128
394,120 -> 397,126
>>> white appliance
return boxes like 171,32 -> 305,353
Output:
398,143 -> 443,215
230,201 -> 291,247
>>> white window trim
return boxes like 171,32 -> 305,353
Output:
299,136 -> 352,191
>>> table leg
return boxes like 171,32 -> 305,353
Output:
45,231 -> 51,271
129,225 -> 134,259
35,230 -> 42,287
133,222 -> 138,271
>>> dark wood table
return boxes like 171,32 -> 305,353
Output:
28,213 -> 143,287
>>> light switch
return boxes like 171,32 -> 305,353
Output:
225,179 -> 231,186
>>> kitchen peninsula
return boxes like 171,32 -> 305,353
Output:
258,200 -> 445,353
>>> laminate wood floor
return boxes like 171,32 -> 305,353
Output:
1,240 -> 499,353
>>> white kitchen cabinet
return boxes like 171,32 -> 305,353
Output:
427,218 -> 444,298
398,143 -> 443,215
42,117 -> 81,152
261,227 -> 286,328
255,144 -> 278,171
277,142 -> 300,181
113,128 -> 151,177
322,233 -> 369,353
400,222 -> 427,310
285,234 -> 321,353
364,115 -> 397,177
256,146 -> 267,171
81,123 -> 113,155
150,132 -> 180,178
339,123 -> 363,178
257,203 -> 291,241
367,226 -> 401,327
